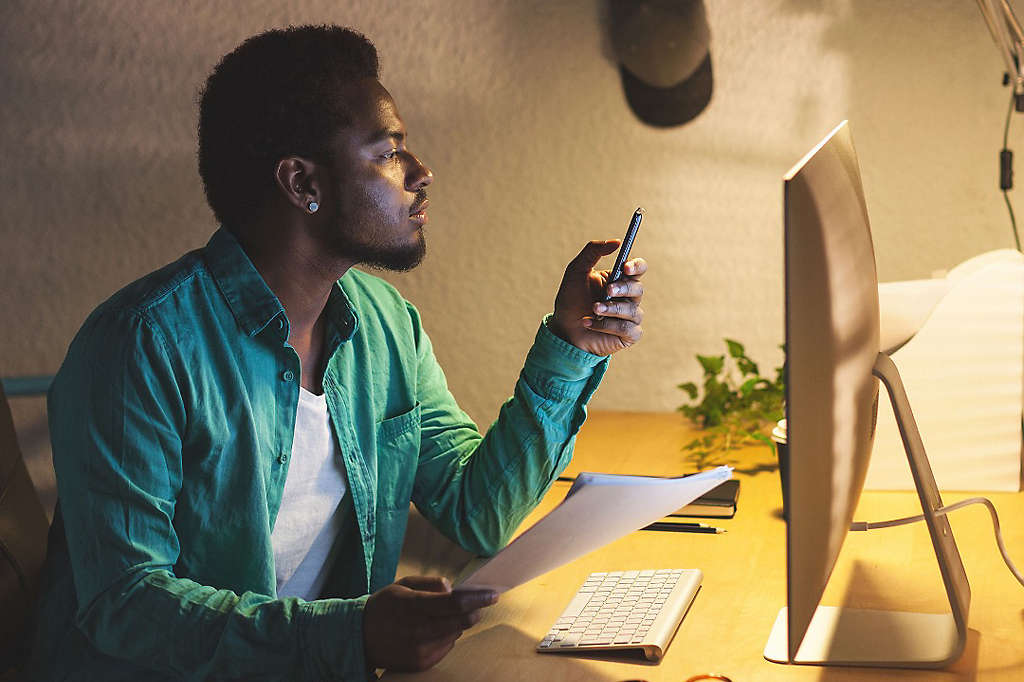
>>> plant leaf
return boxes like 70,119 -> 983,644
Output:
725,339 -> 745,358
697,354 -> 724,376
737,357 -> 759,376
739,377 -> 759,397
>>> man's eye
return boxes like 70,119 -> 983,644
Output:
382,149 -> 398,160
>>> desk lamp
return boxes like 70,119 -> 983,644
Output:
976,0 -> 1024,110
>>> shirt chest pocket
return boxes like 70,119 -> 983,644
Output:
376,403 -> 421,511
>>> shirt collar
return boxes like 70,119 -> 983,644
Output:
202,228 -> 358,344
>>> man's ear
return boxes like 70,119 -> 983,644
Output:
274,156 -> 322,214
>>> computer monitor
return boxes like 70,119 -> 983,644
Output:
763,121 -> 972,668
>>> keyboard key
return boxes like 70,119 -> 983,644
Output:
564,591 -> 593,615
558,633 -> 582,647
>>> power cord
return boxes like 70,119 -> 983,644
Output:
850,497 -> 1024,588
1001,88 -> 1023,251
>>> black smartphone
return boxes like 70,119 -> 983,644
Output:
603,207 -> 644,302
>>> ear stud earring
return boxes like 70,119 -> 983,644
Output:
307,201 -> 319,213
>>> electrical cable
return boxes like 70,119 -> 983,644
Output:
850,497 -> 1024,588
1002,89 -> 1023,251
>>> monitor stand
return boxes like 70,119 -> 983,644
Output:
764,352 -> 971,668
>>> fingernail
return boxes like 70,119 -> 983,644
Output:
595,303 -> 607,313
486,591 -> 499,604
582,319 -> 593,327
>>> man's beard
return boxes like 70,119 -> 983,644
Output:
323,191 -> 428,272
355,228 -> 426,272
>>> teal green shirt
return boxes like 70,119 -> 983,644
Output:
32,229 -> 607,681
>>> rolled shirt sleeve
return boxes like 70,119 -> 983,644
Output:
411,312 -> 609,557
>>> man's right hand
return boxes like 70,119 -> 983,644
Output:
362,575 -> 499,671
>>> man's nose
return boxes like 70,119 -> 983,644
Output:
406,153 -> 433,191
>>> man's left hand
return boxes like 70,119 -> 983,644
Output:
548,239 -> 647,356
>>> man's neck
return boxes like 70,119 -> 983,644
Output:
234,224 -> 353,334
233,223 -> 355,393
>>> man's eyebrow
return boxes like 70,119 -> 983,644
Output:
367,128 -> 406,145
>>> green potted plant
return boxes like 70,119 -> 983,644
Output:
677,339 -> 785,474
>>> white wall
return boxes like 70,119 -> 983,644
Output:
1,1 -> 1017,495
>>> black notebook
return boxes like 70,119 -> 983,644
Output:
667,479 -> 740,519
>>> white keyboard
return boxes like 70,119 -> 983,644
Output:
537,568 -> 702,661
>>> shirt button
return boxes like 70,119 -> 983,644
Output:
278,452 -> 289,464
282,370 -> 295,382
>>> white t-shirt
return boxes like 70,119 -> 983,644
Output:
271,387 -> 348,601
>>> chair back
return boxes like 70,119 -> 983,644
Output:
0,381 -> 49,668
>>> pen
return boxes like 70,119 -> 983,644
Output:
641,522 -> 727,534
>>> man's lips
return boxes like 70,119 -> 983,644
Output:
409,198 -> 429,225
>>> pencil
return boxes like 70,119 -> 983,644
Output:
641,522 -> 726,534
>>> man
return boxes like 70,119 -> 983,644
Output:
32,25 -> 646,681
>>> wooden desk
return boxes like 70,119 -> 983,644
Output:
390,412 -> 1024,681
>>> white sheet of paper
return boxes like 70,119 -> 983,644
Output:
457,466 -> 733,592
